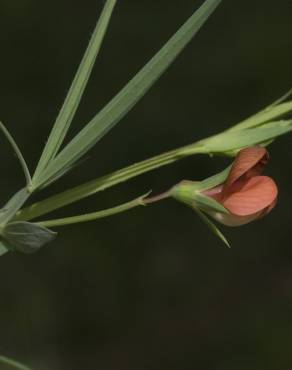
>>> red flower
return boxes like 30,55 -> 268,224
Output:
203,146 -> 278,226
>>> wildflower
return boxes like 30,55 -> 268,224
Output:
172,146 -> 278,226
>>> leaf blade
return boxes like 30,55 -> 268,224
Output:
3,222 -> 56,254
230,100 -> 292,132
201,120 -> 292,152
33,0 -> 117,183
35,0 -> 222,188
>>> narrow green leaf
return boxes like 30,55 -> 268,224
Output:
0,355 -> 33,370
0,122 -> 32,186
268,88 -> 292,107
36,192 -> 150,228
33,0 -> 117,183
221,138 -> 274,157
3,222 -> 56,254
196,208 -> 230,248
201,119 -> 292,152
37,155 -> 90,189
230,100 -> 292,132
34,0 -> 222,188
0,188 -> 30,225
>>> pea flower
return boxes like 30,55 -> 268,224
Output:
172,146 -> 278,227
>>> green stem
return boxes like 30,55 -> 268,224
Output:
143,190 -> 172,204
16,142 -> 205,221
36,193 -> 150,228
0,355 -> 33,370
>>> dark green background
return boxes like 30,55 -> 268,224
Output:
0,1 -> 292,369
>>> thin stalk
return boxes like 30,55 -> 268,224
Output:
16,142 -> 205,221
143,190 -> 172,204
36,193 -> 150,228
0,122 -> 32,186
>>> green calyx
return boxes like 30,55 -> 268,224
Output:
171,180 -> 228,215
170,179 -> 231,248
171,180 -> 200,206
170,168 -> 232,248
171,163 -> 232,213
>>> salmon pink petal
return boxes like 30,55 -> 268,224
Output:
222,176 -> 278,216
202,184 -> 224,201
205,209 -> 266,227
224,146 -> 268,190
259,198 -> 277,217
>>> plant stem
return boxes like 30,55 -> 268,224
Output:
143,190 -> 172,204
16,142 -> 205,221
36,193 -> 150,228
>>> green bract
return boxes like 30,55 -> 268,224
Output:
170,171 -> 231,248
